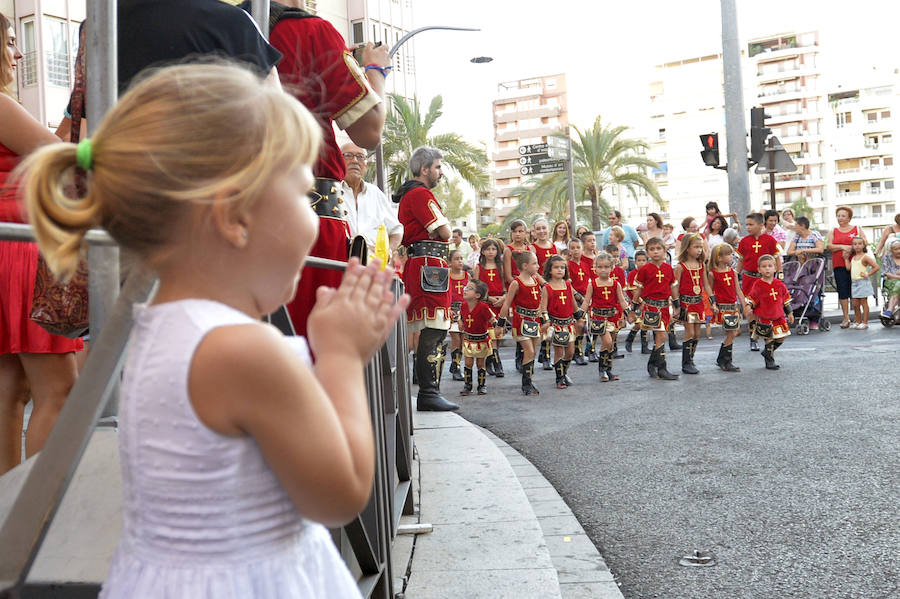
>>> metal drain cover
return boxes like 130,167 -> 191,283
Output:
679,550 -> 716,567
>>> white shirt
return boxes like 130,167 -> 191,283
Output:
342,180 -> 404,249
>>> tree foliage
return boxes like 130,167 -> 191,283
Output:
381,94 -> 490,194
432,178 -> 471,222
506,117 -> 665,230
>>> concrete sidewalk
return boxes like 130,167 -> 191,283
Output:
392,411 -> 625,599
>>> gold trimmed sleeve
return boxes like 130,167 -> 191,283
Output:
334,52 -> 382,130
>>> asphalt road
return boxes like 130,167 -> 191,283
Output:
454,326 -> 899,599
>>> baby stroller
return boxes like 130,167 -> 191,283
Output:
880,273 -> 900,328
785,257 -> 831,335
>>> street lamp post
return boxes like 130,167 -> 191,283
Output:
374,25 -> 481,193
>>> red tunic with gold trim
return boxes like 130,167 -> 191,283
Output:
510,276 -> 541,339
589,278 -> 623,327
399,187 -> 451,325
460,300 -> 496,358
737,233 -> 779,296
635,262 -> 675,329
580,254 -> 595,276
478,265 -> 505,298
506,243 -> 527,278
449,271 -> 469,324
546,281 -> 576,343
711,268 -> 740,324
746,278 -> 792,338
532,242 -> 557,272
625,269 -> 639,302
609,266 -> 627,321
274,16 -> 380,337
677,263 -> 706,321
568,259 -> 590,297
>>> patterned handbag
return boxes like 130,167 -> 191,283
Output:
29,22 -> 89,339
30,257 -> 90,338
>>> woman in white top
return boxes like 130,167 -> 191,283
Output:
18,64 -> 408,599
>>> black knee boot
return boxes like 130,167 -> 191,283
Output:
563,359 -> 574,386
604,350 -> 619,381
587,336 -> 599,362
668,326 -> 683,350
554,360 -> 567,389
574,336 -> 588,365
460,367 -> 473,395
451,349 -> 464,381
540,340 -> 553,370
522,361 -> 540,395
416,328 -> 459,411
485,350 -> 496,376
515,344 -> 523,372
411,352 -> 418,385
762,339 -> 781,370
492,349 -> 505,377
749,321 -> 760,351
624,329 -> 637,353
682,339 -> 699,374
599,350 -> 610,381
477,368 -> 487,395
640,330 -> 651,354
654,346 -> 679,380
613,336 -> 624,359
720,343 -> 740,372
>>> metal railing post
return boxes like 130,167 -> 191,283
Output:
250,0 -> 271,38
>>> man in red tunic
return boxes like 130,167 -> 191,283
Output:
736,212 -> 781,351
395,147 -> 457,411
258,1 -> 391,337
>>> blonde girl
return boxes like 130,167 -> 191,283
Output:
673,233 -> 715,374
18,64 -> 407,598
499,251 -> 542,395
552,220 -> 571,254
540,255 -> 576,389
707,243 -> 746,372
503,218 -> 529,285
447,249 -> 468,382
580,252 -> 634,382
849,236 -> 879,329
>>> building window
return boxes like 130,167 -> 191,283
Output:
867,111 -> 878,122
658,128 -> 666,140
885,157 -> 894,166
44,17 -> 71,87
872,204 -> 882,216
881,110 -> 891,120
351,20 -> 364,45
20,19 -> 37,87
885,180 -> 895,190
836,111 -> 851,128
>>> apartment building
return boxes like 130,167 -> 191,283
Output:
344,0 -> 417,102
5,0 -> 84,128
489,74 -> 568,225
826,72 -> 898,239
747,31 -> 827,221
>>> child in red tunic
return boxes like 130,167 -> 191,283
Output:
623,250 -> 651,355
566,238 -> 590,365
673,233 -> 715,375
579,252 -> 634,382
459,279 -> 498,395
708,243 -> 746,372
631,237 -> 679,380
447,249 -> 469,381
737,212 -> 781,351
744,254 -> 793,370
499,251 -> 542,395
540,256 -> 576,389
475,238 -> 507,378
531,217 -> 557,371
504,218 -> 529,285
604,243 -> 628,360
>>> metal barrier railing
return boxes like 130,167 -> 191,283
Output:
0,223 -> 413,598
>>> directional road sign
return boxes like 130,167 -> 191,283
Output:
547,146 -> 570,160
547,136 -> 568,150
520,160 -> 566,176
519,143 -> 549,156
754,136 -> 797,174
518,154 -> 552,165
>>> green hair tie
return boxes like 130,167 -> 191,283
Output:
76,138 -> 93,171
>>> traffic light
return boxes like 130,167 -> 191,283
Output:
750,107 -> 771,163
700,133 -> 719,167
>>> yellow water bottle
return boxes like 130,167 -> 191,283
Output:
374,224 -> 389,270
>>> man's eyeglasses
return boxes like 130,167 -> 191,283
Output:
342,152 -> 368,163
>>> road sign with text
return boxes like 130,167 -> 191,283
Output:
519,143 -> 549,156
547,136 -> 568,150
520,160 -> 566,176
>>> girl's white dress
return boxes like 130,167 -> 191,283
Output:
100,299 -> 361,598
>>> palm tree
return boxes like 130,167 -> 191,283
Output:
380,94 -> 489,193
506,117 -> 665,230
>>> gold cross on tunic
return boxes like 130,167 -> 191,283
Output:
723,273 -> 732,286
769,287 -> 779,301
455,280 -> 465,295
559,293 -> 566,305
577,270 -> 584,281
601,286 -> 611,300
690,269 -> 701,284
487,270 -> 496,281
466,314 -> 475,328
753,240 -> 762,253
531,286 -> 540,300
655,269 -> 665,283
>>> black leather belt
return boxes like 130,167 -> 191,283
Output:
407,240 -> 450,261
309,178 -> 347,219
680,294 -> 702,304
591,307 -> 618,318
464,332 -> 490,341
743,270 -> 761,278
643,298 -> 670,308
718,302 -> 739,311
516,306 -> 539,318
549,315 -> 574,326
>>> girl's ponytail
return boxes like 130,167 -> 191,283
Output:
18,142 -> 101,282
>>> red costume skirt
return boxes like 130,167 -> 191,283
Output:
755,316 -> 790,339
402,255 -> 451,327
512,313 -> 540,341
640,301 -> 671,332
681,296 -> 706,324
1,241 -> 84,355
741,273 -> 759,297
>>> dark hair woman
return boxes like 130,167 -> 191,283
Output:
826,205 -> 867,328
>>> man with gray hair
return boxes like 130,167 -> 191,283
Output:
394,147 -> 457,411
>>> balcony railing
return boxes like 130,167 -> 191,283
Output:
20,51 -> 38,87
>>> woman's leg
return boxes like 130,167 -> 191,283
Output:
860,298 -> 869,323
19,352 -> 78,458
0,355 -> 30,474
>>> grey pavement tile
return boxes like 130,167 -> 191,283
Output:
419,476 -> 535,525
413,411 -> 469,430
544,534 -> 614,584
511,462 -> 544,478
537,514 -> 587,537
412,521 -> 554,571
414,428 -> 507,465
420,458 -> 519,489
518,474 -> 554,489
391,531 -> 414,578
559,581 -> 625,599
498,445 -> 522,457
524,485 -> 566,503
405,568 -> 561,599
530,499 -> 577,518
504,454 -> 534,467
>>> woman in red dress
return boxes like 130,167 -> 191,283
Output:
1,14 -> 82,474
